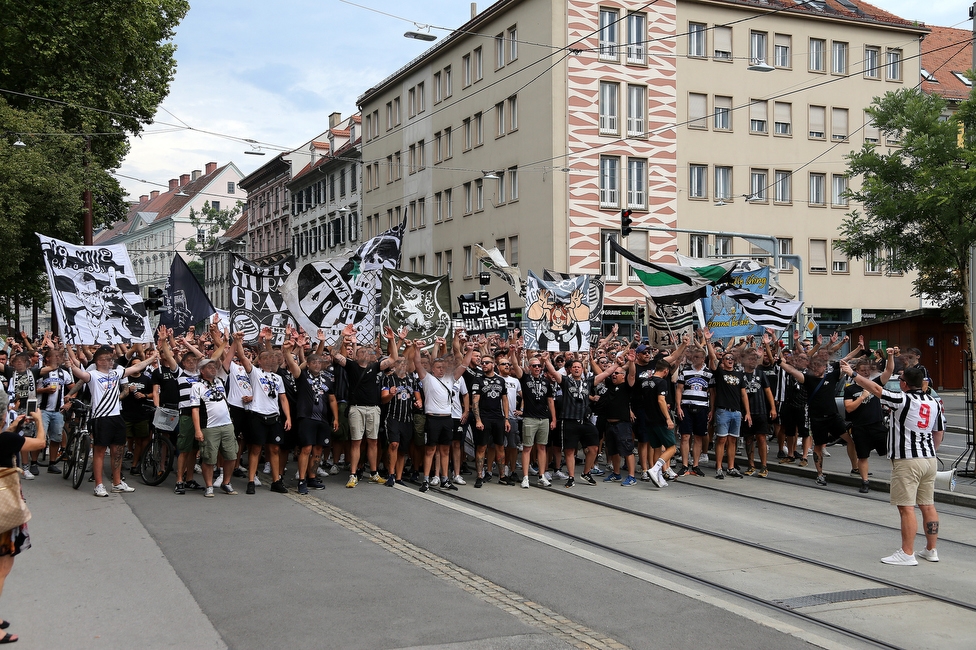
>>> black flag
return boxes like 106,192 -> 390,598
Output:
158,255 -> 216,335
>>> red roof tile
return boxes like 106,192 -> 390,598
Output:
921,25 -> 973,102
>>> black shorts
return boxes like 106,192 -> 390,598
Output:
556,419 -> 599,451
229,404 -> 250,439
91,415 -> 126,447
246,412 -> 283,446
810,414 -> 847,446
475,418 -> 506,447
633,409 -> 651,444
742,414 -> 771,437
607,421 -> 635,457
678,406 -> 709,436
852,421 -> 888,459
505,418 -> 521,448
452,418 -> 465,442
425,415 -> 453,447
780,405 -> 809,438
297,418 -> 332,447
384,419 -> 411,445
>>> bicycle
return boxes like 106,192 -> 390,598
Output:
60,401 -> 92,490
139,422 -> 176,486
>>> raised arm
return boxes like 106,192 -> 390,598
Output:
282,340 -> 302,378
878,347 -> 896,384
233,332 -> 253,374
841,360 -> 883,399
123,351 -> 158,378
779,359 -> 805,383
662,333 -> 691,366
64,345 -> 91,383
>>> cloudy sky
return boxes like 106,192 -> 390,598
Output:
116,0 -> 969,198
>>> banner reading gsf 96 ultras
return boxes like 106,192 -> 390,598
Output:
229,254 -> 296,345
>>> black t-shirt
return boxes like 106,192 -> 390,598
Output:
742,368 -> 770,418
600,380 -> 633,421
473,373 -> 505,419
345,361 -> 383,406
712,367 -> 746,411
802,366 -> 842,418
519,374 -> 553,419
844,377 -> 883,427
383,374 -> 417,423
296,368 -> 336,421
633,363 -> 654,407
645,376 -> 670,427
0,431 -> 25,468
761,362 -> 779,396
152,365 -> 183,407
121,369 -> 155,422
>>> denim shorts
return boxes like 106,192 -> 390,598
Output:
41,410 -> 64,443
714,408 -> 742,438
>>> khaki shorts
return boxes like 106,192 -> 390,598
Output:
201,424 -> 239,465
522,417 -> 550,447
348,405 -> 381,441
890,457 -> 937,507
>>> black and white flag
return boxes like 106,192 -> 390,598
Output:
228,255 -> 297,345
523,271 -> 591,352
158,254 -> 216,336
37,234 -> 152,345
543,270 -> 604,346
457,292 -> 511,335
719,287 -> 803,331
380,270 -> 452,350
646,298 -> 695,348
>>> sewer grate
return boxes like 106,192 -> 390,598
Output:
773,587 -> 910,610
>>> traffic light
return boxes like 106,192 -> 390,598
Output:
620,209 -> 633,238
145,286 -> 164,312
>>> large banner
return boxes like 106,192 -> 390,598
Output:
281,260 -> 379,346
380,270 -> 452,350
646,298 -> 695,348
158,254 -> 216,336
543,270 -> 604,347
37,234 -> 152,345
457,292 -> 511,334
703,266 -> 769,338
229,255 -> 296,345
523,271 -> 590,352
474,245 -> 524,299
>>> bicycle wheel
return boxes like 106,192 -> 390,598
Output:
71,434 -> 91,490
140,435 -> 175,486
62,433 -> 76,480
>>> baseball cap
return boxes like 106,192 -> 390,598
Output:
635,344 -> 650,353
198,358 -> 217,369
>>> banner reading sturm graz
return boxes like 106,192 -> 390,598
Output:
229,254 -> 297,346
380,269 -> 452,351
37,234 -> 152,345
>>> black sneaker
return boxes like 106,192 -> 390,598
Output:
308,477 -> 326,490
859,481 -> 870,494
29,463 -> 40,476
246,481 -> 255,495
386,475 -> 396,487
270,480 -> 289,494
420,481 -> 429,493
474,477 -> 483,488
692,466 -> 705,477
851,469 -> 873,476
185,479 -> 203,491
565,477 -> 575,488
580,473 -> 596,485
233,468 -> 246,478
174,481 -> 186,495
498,475 -> 508,485
460,464 -> 472,475
676,465 -> 688,477
128,466 -> 141,476
297,480 -> 309,495
443,481 -> 458,491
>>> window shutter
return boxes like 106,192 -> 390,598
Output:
750,100 -> 767,122
810,240 -> 827,271
713,27 -> 732,55
689,93 -> 707,128
809,106 -> 825,135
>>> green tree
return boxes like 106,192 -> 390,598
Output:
0,0 -> 189,319
839,86 -> 976,401
187,260 -> 205,287
185,200 -> 244,253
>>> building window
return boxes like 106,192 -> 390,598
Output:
463,118 -> 472,150
778,237 -> 793,271
409,257 -> 416,273
864,46 -> 879,78
600,156 -> 620,207
408,144 -> 416,175
417,81 -> 425,113
690,234 -> 707,258
444,126 -> 453,159
408,87 -> 416,118
474,46 -> 483,80
495,238 -> 506,260
496,101 -> 506,137
831,41 -> 847,74
831,174 -> 848,206
715,236 -> 732,257
417,255 -> 425,274
434,72 -> 442,103
601,230 -> 620,281
809,38 -> 825,72
627,85 -> 645,136
462,54 -> 471,87
831,107 -> 848,141
464,246 -> 473,277
508,95 -> 518,131
227,182 -> 236,194
509,167 -> 519,201
886,48 -> 902,81
211,200 -> 220,211
714,166 -> 732,200
599,8 -> 619,60
714,95 -> 731,130
774,170 -> 791,203
864,250 -> 881,274
809,105 -> 826,139
688,22 -> 706,57
627,13 -> 646,63
864,111 -> 879,143
774,34 -> 790,68
444,66 -> 452,97
495,33 -> 505,69
689,92 -> 707,129
508,26 -> 518,61
393,97 -> 401,125
750,100 -> 767,134
750,30 -> 767,65
627,231 -> 648,280
774,102 -> 791,135
475,179 -> 484,211
474,112 -> 483,145
434,131 -> 442,163
464,182 -> 473,214
435,192 -> 443,222
418,197 -> 426,227
508,236 -> 519,266
349,212 -> 359,242
713,25 -> 732,59
386,101 -> 393,129
689,164 -> 707,199
628,158 -> 647,209
443,188 -> 453,219
445,249 -> 453,279
809,173 -> 826,206
600,81 -> 619,134
831,241 -> 848,273
497,172 -> 506,205
750,169 -> 767,202
809,239 -> 828,273
435,252 -> 442,276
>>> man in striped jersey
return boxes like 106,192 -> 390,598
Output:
841,362 -> 944,566
675,347 -> 712,477
66,345 -> 158,497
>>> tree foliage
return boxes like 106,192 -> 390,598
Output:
0,0 -> 189,318
185,200 -> 244,253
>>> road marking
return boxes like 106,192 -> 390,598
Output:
288,493 -> 629,650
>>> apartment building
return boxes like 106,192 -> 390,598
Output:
287,112 -> 364,264
201,212 -> 248,311
360,0 -> 926,333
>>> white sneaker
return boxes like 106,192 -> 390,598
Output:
329,464 -> 340,475
555,470 -> 569,480
917,548 -> 939,562
521,475 -> 530,489
93,483 -> 108,497
453,475 -> 466,485
543,471 -> 552,482
21,466 -> 35,480
430,476 -> 440,487
528,464 -> 539,476
649,464 -> 667,488
262,462 -> 271,475
253,476 -> 262,487
824,450 -> 831,457
317,467 -> 329,477
663,468 -> 678,481
539,475 -> 552,487
295,470 -> 302,480
194,464 -> 202,473
699,453 -> 708,464
214,473 -> 223,489
881,549 -> 918,566
111,481 -> 135,493
640,470 -> 651,482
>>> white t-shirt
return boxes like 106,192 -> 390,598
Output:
189,380 -> 232,428
88,366 -> 126,419
226,361 -> 253,408
420,373 -> 454,416
451,378 -> 468,419
248,365 -> 284,416
503,375 -> 520,419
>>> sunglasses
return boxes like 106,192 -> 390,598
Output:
529,364 -> 542,368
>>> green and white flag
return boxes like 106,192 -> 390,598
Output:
610,240 -> 737,305
379,269 -> 452,351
